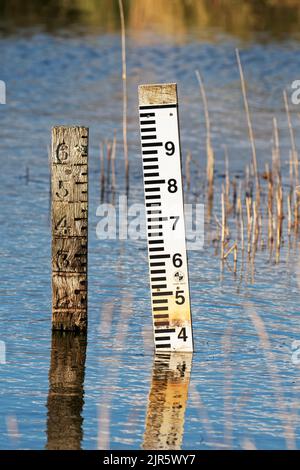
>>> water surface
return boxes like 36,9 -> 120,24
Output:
0,3 -> 300,450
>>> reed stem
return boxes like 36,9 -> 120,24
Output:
118,0 -> 129,194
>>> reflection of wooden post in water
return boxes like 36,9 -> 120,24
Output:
143,353 -> 192,450
51,126 -> 88,331
46,332 -> 87,450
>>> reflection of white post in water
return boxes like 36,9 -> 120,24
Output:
0,340 -> 6,364
0,80 -> 6,104
143,353 -> 192,450
46,332 -> 87,450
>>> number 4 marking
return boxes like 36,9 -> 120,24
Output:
178,327 -> 188,342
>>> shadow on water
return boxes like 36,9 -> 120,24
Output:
46,331 -> 87,450
143,353 -> 192,450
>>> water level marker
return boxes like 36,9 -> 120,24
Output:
51,126 -> 88,331
138,83 -> 193,352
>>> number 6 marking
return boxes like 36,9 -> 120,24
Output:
173,253 -> 183,268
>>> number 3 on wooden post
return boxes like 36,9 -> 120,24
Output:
138,83 -> 194,352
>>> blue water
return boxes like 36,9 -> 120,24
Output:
0,27 -> 300,449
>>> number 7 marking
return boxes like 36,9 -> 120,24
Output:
170,216 -> 179,230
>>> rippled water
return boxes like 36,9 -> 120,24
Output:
0,23 -> 300,450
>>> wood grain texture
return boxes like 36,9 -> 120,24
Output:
138,83 -> 177,106
52,238 -> 87,273
52,202 -> 88,237
52,273 -> 87,330
52,165 -> 87,203
51,126 -> 88,331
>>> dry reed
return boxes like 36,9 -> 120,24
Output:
118,0 -> 129,193
196,70 -> 215,218
236,49 -> 260,208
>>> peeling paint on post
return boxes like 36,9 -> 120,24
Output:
51,126 -> 88,331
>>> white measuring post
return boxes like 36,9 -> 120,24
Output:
138,83 -> 193,352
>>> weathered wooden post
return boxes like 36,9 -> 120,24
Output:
51,126 -> 88,331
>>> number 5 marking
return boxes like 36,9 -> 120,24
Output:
56,181 -> 69,200
175,289 -> 185,304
